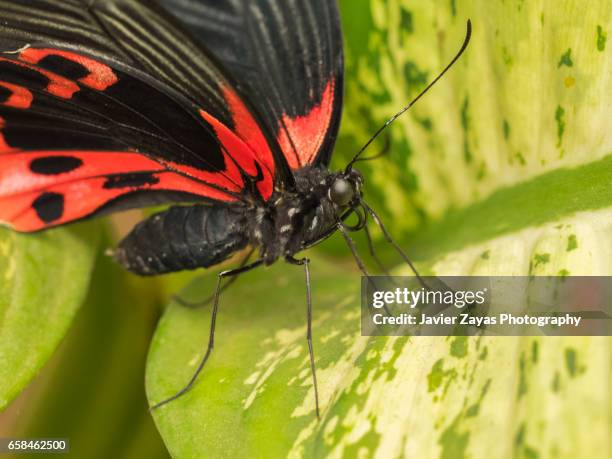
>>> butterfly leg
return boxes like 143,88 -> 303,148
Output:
361,203 -> 468,317
336,221 -> 372,279
337,221 -> 392,317
173,248 -> 255,308
285,256 -> 320,420
363,223 -> 393,277
150,258 -> 264,411
360,201 -> 430,290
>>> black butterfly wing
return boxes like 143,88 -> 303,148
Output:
159,0 -> 345,169
0,0 -> 288,231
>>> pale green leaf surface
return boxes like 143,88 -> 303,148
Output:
334,0 -> 611,235
147,210 -> 612,458
0,224 -> 98,410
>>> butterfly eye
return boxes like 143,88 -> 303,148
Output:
329,177 -> 354,207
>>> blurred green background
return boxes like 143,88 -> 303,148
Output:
1,0 -> 610,458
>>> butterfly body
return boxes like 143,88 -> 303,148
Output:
115,165 -> 360,275
115,204 -> 249,275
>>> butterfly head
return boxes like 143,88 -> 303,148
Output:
328,169 -> 363,209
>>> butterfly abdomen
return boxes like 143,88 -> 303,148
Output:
114,205 -> 249,275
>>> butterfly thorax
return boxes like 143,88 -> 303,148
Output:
251,166 -> 339,265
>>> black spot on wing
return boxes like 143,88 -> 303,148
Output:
0,60 -> 49,91
0,84 -> 11,103
103,172 -> 160,189
32,192 -> 64,223
30,156 -> 83,175
37,55 -> 90,81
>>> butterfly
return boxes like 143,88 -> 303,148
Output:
0,0 -> 470,417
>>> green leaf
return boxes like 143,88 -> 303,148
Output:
147,238 -> 611,458
2,231 -> 168,459
0,224 -> 99,411
333,0 -> 612,239
147,1 -> 611,457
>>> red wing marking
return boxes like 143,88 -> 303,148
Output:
0,56 -> 79,99
0,170 -> 235,232
220,87 -> 275,177
19,48 -> 119,91
0,151 -> 162,195
165,157 -> 244,195
277,80 -> 335,169
0,57 -> 79,99
0,82 -> 33,109
200,85 -> 276,199
0,150 -> 239,231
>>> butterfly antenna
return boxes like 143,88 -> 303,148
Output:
346,19 -> 472,172
352,134 -> 391,165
